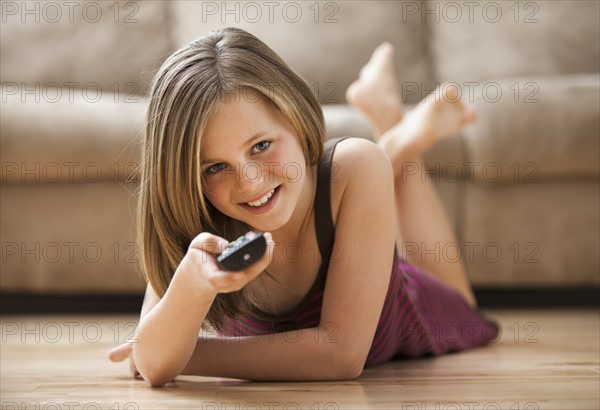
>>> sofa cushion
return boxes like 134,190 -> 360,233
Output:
463,181 -> 600,287
171,0 -> 431,104
429,0 -> 600,83
1,85 -> 146,183
461,75 -> 599,184
0,182 -> 145,294
0,0 -> 171,96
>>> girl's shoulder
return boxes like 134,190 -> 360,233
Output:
329,136 -> 386,159
329,137 -> 392,190
327,137 -> 394,225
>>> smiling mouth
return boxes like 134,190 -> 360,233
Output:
242,185 -> 280,207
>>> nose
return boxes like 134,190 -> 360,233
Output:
235,161 -> 264,194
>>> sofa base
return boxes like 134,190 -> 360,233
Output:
2,288 -> 598,314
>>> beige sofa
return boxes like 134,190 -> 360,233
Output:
1,1 -> 599,297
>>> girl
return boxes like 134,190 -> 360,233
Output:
109,27 -> 499,385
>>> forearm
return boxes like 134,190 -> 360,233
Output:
133,263 -> 217,385
181,326 -> 356,381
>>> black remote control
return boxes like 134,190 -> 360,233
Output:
216,231 -> 267,271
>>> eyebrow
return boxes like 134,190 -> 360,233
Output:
201,131 -> 267,165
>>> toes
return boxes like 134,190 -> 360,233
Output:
441,83 -> 460,102
345,81 -> 360,104
457,105 -> 476,127
463,109 -> 477,125
374,41 -> 394,58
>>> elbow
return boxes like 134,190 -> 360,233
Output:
339,360 -> 364,381
133,347 -> 176,387
139,367 -> 175,387
148,377 -> 170,388
144,371 -> 171,387
339,347 -> 368,380
326,347 -> 365,381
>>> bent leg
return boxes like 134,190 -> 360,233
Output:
392,157 -> 477,308
346,43 -> 477,308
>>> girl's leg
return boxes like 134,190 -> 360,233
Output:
346,43 -> 478,308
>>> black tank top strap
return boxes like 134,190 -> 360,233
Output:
314,137 -> 349,262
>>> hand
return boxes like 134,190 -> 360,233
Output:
184,231 -> 274,294
108,342 -> 140,379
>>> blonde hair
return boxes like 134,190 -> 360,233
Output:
138,27 -> 325,332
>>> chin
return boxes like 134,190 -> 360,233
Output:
247,212 -> 291,233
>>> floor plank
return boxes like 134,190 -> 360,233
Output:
1,309 -> 598,409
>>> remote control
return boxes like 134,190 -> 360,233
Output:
216,231 -> 267,271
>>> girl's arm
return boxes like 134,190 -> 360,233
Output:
180,326 -> 351,382
133,233 -> 273,387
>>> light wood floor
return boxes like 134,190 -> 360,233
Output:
1,309 -> 598,409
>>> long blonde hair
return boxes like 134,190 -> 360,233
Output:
138,27 -> 325,332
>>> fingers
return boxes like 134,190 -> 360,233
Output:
108,342 -> 133,362
108,343 -> 141,379
462,107 -> 477,126
188,232 -> 229,255
206,232 -> 274,291
129,358 -> 141,378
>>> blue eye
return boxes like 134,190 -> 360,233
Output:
204,141 -> 270,176
206,163 -> 226,174
252,140 -> 271,153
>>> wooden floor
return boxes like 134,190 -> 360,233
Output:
1,309 -> 598,409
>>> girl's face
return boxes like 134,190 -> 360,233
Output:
200,93 -> 308,232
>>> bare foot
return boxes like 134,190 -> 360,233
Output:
380,83 -> 476,172
346,42 -> 403,141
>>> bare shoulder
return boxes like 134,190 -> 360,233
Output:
332,137 -> 389,166
328,137 -> 394,224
